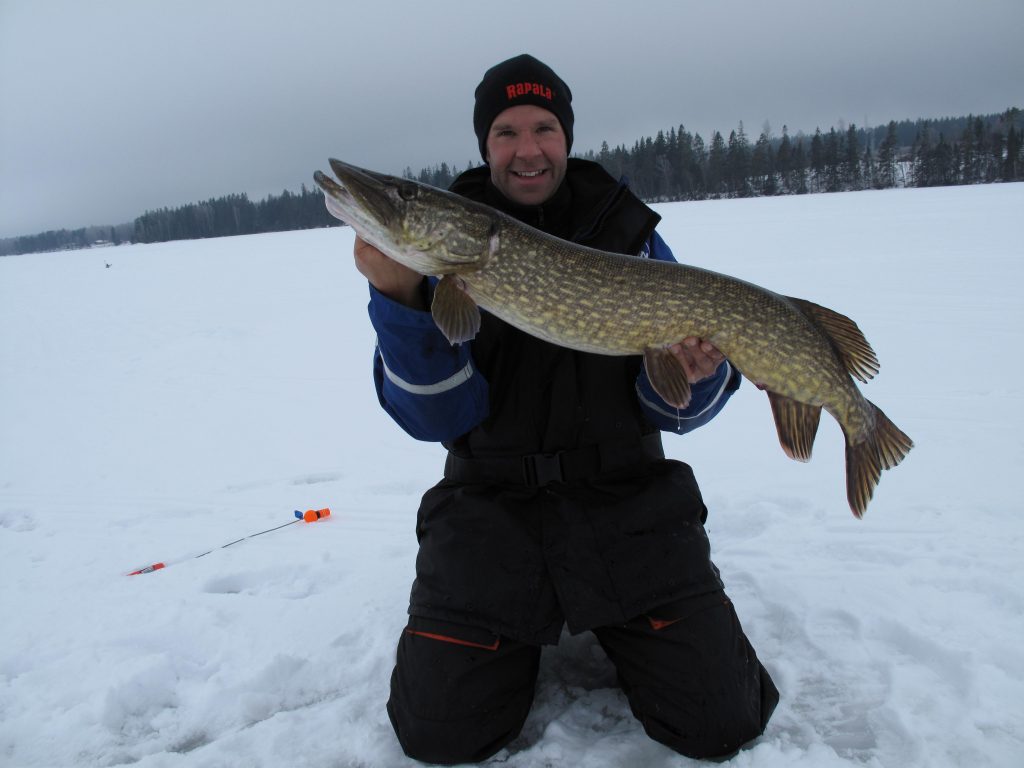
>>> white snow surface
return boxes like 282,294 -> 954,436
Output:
2,183 -> 1022,768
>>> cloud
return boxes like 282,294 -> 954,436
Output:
1,0 -> 1021,238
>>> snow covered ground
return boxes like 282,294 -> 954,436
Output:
1,182 -> 1022,767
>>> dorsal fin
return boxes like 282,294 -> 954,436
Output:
787,297 -> 880,383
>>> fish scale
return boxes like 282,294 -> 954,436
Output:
470,230 -> 853,412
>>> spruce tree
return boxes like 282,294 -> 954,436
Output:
707,131 -> 727,197
751,128 -> 776,195
810,129 -> 825,192
876,121 -> 899,188
726,124 -> 752,197
844,124 -> 862,190
777,126 -> 793,193
824,128 -> 842,192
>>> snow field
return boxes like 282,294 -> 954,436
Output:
1,183 -> 1022,766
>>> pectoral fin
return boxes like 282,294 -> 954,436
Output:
431,274 -> 481,345
766,391 -> 822,462
644,347 -> 692,409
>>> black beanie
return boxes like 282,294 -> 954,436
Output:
473,54 -> 574,162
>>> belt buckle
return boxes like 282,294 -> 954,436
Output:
522,452 -> 564,486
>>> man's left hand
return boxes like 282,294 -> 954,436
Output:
668,337 -> 726,384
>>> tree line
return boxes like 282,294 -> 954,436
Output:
131,185 -> 337,244
0,222 -> 135,257
581,108 -> 1021,201
2,108 -> 1019,257
0,185 -> 338,256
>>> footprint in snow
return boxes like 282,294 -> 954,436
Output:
202,569 -> 319,599
0,509 -> 37,532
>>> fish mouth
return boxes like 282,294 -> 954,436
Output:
313,159 -> 398,229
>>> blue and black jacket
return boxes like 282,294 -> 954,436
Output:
369,161 -> 739,449
367,159 -> 737,643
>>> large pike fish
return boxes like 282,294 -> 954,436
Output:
314,159 -> 912,517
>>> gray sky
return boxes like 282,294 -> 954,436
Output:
2,0 -> 1021,239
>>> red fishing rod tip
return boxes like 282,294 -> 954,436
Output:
127,562 -> 166,576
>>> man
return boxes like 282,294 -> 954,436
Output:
352,54 -> 778,763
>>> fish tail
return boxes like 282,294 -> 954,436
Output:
845,402 -> 914,518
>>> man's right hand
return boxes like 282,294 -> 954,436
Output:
354,236 -> 426,309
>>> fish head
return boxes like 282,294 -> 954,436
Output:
314,159 -> 496,275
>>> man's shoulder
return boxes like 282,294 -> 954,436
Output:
449,165 -> 490,200
563,157 -> 646,218
566,160 -> 660,253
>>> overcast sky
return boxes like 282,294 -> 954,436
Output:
2,0 -> 1021,239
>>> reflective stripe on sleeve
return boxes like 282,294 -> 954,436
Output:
381,355 -> 475,396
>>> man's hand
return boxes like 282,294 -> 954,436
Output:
668,337 -> 726,384
354,236 -> 426,309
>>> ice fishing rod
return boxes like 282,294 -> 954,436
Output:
126,508 -> 331,575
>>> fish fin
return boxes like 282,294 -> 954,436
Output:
766,391 -> 822,462
788,297 -> 880,383
644,347 -> 692,408
844,401 -> 914,518
431,274 -> 481,345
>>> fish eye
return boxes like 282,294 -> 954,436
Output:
398,183 -> 417,201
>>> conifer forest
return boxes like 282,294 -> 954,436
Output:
3,109 -> 1019,257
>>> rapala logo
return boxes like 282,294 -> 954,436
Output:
505,82 -> 554,101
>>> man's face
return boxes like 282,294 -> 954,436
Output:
485,104 -> 568,206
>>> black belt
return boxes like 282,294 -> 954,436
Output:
444,432 -> 664,487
